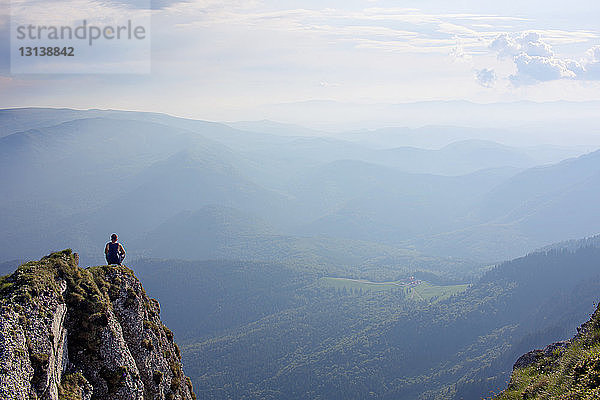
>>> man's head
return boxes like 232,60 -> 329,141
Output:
111,233 -> 118,242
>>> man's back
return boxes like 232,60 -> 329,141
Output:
105,237 -> 125,265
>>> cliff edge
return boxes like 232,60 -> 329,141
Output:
0,249 -> 195,400
495,303 -> 600,399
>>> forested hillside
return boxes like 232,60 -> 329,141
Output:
125,241 -> 600,399
495,301 -> 600,399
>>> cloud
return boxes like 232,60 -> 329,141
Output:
489,31 -> 553,59
510,53 -> 575,85
489,33 -> 520,59
520,33 -> 553,57
449,38 -> 472,61
80,0 -> 190,10
588,45 -> 600,61
162,5 -> 529,56
476,68 -> 496,87
530,30 -> 598,45
10,0 -> 151,25
487,32 -> 600,85
319,81 -> 340,88
582,45 -> 600,80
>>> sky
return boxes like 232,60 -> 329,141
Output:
1,0 -> 600,128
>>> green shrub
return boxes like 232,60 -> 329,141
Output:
59,372 -> 89,400
99,366 -> 128,394
142,338 -> 154,351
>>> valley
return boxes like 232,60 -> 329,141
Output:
1,107 -> 600,399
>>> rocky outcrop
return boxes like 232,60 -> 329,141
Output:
496,304 -> 600,399
512,340 -> 570,370
0,250 -> 195,400
510,310 -> 597,371
509,306 -> 600,372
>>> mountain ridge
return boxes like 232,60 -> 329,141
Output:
2,107 -> 599,267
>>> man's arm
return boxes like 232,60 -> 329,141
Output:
105,243 -> 109,255
119,243 -> 126,255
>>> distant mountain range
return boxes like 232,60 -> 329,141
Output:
1,107 -> 599,266
412,149 -> 600,260
252,100 -> 600,142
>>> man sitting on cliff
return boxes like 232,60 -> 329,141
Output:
105,233 -> 126,265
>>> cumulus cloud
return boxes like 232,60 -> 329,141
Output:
489,33 -> 520,59
489,32 -> 553,59
583,45 -> 600,80
487,31 -> 600,85
476,68 -> 496,87
510,53 -> 575,85
565,59 -> 586,76
588,45 -> 600,61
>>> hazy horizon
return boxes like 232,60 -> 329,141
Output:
3,101 -> 600,147
2,0 -> 600,125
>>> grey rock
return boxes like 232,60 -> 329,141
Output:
0,308 -> 35,399
513,349 -> 543,370
0,250 -> 195,400
513,340 -> 571,370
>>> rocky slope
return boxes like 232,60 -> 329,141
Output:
495,302 -> 600,399
0,249 -> 195,400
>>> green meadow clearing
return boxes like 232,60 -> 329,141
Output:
318,277 -> 470,301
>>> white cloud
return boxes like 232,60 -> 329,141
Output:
319,81 -> 340,88
582,45 -> 600,80
520,33 -> 553,57
489,32 -> 553,59
4,1 -> 600,110
510,53 -> 575,85
487,32 -> 600,85
476,68 -> 496,87
489,33 -> 520,59
533,29 -> 598,45
566,60 -> 586,76
9,0 -> 150,25
156,2 -> 600,94
449,38 -> 472,61
588,45 -> 600,62
161,5 -> 532,57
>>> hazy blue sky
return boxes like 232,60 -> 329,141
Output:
1,0 -> 599,125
